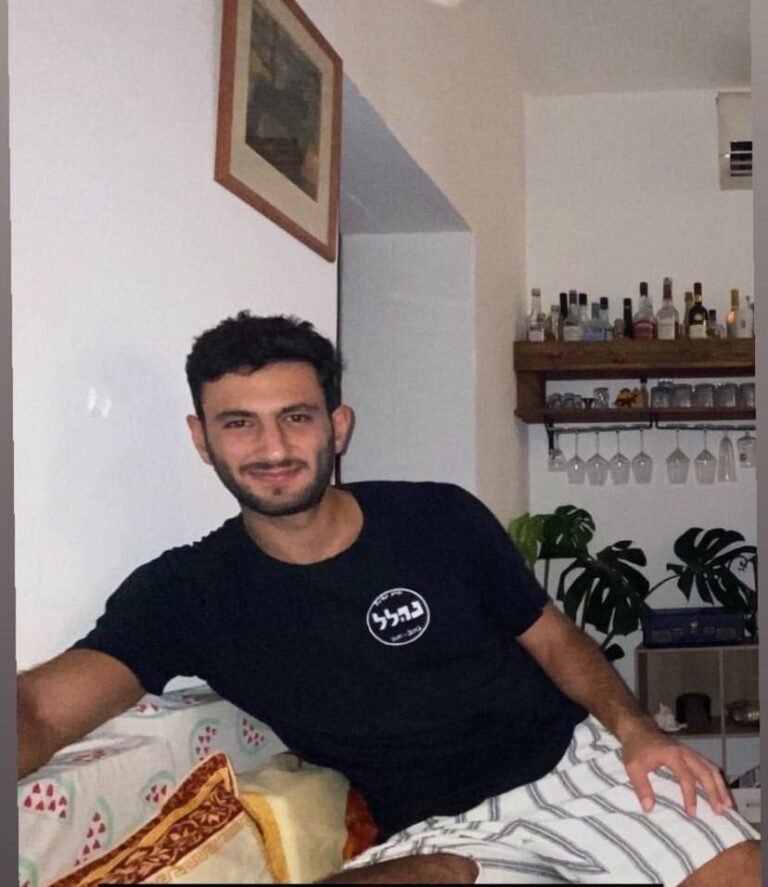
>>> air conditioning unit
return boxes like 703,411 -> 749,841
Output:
717,91 -> 752,191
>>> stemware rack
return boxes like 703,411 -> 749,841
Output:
544,420 -> 756,454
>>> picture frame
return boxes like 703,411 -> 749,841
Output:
215,0 -> 342,262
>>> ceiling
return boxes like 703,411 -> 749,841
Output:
440,0 -> 751,95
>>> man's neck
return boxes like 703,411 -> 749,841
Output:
242,487 -> 363,565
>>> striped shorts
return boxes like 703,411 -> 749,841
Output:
343,717 -> 758,884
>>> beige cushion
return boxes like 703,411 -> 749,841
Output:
237,753 -> 350,883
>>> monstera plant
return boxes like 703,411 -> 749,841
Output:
508,508 -> 760,658
508,505 -> 651,662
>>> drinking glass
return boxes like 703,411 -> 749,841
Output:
608,430 -> 631,485
717,432 -> 737,482
547,431 -> 567,472
632,430 -> 653,484
666,429 -> 690,484
593,387 -> 610,409
566,433 -> 586,484
586,432 -> 609,486
693,431 -> 717,485
737,431 -> 756,468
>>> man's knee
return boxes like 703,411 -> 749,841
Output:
682,839 -> 761,887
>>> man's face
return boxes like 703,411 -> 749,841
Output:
187,361 -> 352,518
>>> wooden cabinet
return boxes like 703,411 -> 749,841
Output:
635,643 -> 758,775
513,338 -> 755,424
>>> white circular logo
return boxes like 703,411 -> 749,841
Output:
366,588 -> 431,646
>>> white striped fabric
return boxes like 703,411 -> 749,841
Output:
344,717 -> 758,885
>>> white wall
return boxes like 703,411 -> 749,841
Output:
301,0 -> 529,522
11,0 -> 339,669
340,233 -> 475,490
524,88 -> 757,778
526,90 -> 754,315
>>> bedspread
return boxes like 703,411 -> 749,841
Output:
18,685 -> 286,887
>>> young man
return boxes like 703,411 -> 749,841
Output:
18,313 -> 760,885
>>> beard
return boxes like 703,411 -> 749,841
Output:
205,432 -> 337,518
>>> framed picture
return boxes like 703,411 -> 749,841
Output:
215,0 -> 342,261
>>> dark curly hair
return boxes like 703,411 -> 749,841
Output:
185,312 -> 343,419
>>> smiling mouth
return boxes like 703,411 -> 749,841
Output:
244,464 -> 304,484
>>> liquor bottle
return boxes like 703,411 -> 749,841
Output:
633,282 -> 656,339
558,292 -> 569,339
599,297 -> 614,340
578,292 -> 589,324
682,291 -> 694,337
526,288 -> 546,342
562,300 -> 583,341
726,288 -> 740,338
687,283 -> 708,338
546,305 -> 560,341
582,303 -> 605,341
655,277 -> 679,340
734,295 -> 754,338
622,298 -> 634,339
707,309 -> 725,338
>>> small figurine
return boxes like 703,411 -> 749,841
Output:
653,703 -> 686,733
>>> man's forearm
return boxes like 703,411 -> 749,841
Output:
520,607 -> 658,743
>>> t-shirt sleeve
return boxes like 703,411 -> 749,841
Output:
446,484 -> 549,637
71,554 -> 202,695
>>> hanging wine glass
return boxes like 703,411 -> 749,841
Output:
666,429 -> 690,484
694,430 -> 717,485
586,431 -> 609,486
631,429 -> 653,484
737,431 -> 756,468
717,432 -> 737,482
608,430 -> 631,485
547,430 -> 567,472
566,432 -> 586,484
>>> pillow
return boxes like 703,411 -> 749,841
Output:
48,752 -> 273,885
237,753 -> 378,883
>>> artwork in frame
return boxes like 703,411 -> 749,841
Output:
215,0 -> 342,262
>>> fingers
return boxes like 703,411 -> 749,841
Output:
630,746 -> 733,818
675,763 -> 698,816
683,752 -> 734,814
626,765 -> 656,812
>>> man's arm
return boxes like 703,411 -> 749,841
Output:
17,649 -> 145,779
517,603 -> 733,816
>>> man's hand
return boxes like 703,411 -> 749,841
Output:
620,723 -> 734,817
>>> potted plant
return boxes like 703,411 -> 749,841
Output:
508,505 -> 651,662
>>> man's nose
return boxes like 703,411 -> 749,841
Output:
258,420 -> 289,462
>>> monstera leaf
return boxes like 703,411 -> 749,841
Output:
556,541 -> 650,661
667,527 -> 757,615
507,512 -> 547,569
538,506 -> 595,560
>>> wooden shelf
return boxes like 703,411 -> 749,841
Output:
516,407 -> 756,424
514,339 -> 755,424
635,643 -> 759,776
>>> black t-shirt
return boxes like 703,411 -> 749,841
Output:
74,481 -> 586,837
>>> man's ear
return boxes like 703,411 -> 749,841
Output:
186,415 -> 213,465
331,404 -> 355,456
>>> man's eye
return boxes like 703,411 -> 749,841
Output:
223,419 -> 250,429
286,413 -> 311,423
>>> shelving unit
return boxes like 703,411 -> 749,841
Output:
514,339 -> 755,425
635,643 -> 759,776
